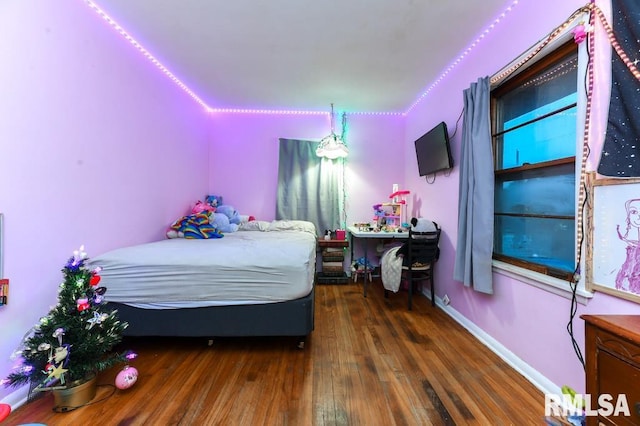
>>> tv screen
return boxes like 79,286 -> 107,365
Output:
414,121 -> 453,176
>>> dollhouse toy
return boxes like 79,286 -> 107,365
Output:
372,189 -> 410,230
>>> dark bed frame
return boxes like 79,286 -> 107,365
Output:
108,287 -> 315,347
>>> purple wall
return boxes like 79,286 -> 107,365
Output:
0,2 -> 210,402
208,113 -> 405,225
404,0 -> 639,392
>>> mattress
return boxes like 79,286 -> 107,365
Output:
89,221 -> 317,309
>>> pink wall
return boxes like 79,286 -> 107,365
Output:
208,113 -> 405,226
0,2 -> 210,402
404,0 -> 640,392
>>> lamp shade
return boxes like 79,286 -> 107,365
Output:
316,104 -> 348,159
316,134 -> 349,159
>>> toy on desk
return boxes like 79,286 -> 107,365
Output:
389,189 -> 410,203
372,204 -> 385,227
354,222 -> 374,231
373,202 -> 404,231
389,189 -> 411,226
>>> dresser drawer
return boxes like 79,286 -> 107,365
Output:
583,315 -> 640,426
598,350 -> 640,424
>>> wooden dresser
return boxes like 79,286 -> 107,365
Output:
581,315 -> 640,426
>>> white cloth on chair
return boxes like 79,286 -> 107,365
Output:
381,246 -> 403,292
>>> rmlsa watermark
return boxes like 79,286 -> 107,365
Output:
545,393 -> 631,417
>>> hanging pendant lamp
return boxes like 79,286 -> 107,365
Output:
316,104 -> 349,159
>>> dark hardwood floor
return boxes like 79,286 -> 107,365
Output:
4,280 -> 546,425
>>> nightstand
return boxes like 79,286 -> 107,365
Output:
316,239 -> 349,284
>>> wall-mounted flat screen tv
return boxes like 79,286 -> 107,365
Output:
414,121 -> 453,176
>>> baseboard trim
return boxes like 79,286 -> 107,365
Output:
431,294 -> 561,396
0,385 -> 29,412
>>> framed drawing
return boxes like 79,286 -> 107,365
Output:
587,173 -> 640,303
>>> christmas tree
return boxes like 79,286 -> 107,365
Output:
2,246 -> 134,391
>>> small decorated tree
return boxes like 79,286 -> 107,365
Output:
2,246 -> 134,392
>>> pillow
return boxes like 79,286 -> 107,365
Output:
268,220 -> 317,235
238,220 -> 271,232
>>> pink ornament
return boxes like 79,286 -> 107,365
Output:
115,366 -> 138,390
76,298 -> 90,312
572,25 -> 587,44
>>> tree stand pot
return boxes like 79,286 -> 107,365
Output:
52,376 -> 97,411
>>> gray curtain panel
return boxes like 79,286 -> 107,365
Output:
276,138 -> 341,236
453,76 -> 495,294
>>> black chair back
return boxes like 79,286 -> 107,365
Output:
402,223 -> 441,309
406,227 -> 441,268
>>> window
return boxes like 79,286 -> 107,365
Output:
491,41 -> 578,281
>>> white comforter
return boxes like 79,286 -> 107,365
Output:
90,220 -> 317,309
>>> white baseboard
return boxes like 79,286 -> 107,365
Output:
430,294 -> 561,396
1,385 -> 29,412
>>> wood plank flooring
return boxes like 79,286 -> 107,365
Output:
4,280 -> 546,425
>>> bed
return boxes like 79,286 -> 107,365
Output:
89,220 -> 317,346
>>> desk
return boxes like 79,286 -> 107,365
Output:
347,226 -> 408,297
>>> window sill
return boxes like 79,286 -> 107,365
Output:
492,260 -> 594,305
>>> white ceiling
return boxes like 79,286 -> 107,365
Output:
93,0 -> 513,113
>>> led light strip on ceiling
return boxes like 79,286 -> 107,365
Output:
85,0 -> 519,116
405,0 -> 520,114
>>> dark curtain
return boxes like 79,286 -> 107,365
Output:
453,76 -> 495,294
276,138 -> 341,236
597,0 -> 640,177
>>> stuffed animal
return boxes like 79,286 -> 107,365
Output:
395,217 -> 439,265
216,205 -> 241,225
211,212 -> 239,233
192,200 -> 216,214
410,217 -> 437,232
205,195 -> 223,208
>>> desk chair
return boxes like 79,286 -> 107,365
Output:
386,225 -> 441,310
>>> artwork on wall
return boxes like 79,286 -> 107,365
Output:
587,173 -> 640,303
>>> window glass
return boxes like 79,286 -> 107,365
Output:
496,104 -> 577,170
494,163 -> 575,272
492,42 -> 578,278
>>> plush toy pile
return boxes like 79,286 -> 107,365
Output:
167,212 -> 223,239
166,195 -> 255,239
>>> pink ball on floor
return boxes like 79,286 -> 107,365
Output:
115,366 -> 139,390
0,403 -> 10,422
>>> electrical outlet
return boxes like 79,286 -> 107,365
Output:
442,294 -> 450,306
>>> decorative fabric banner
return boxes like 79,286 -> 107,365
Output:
598,0 -> 640,177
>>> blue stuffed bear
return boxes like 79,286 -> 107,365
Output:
211,212 -> 238,233
216,205 -> 241,225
